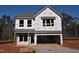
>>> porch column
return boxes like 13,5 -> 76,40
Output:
14,33 -> 16,44
34,34 -> 37,45
16,35 -> 19,45
23,36 -> 24,42
27,33 -> 31,45
60,34 -> 63,45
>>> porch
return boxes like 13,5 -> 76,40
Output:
15,33 -> 36,45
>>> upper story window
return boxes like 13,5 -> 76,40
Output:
43,19 -> 54,26
42,17 -> 55,26
27,20 -> 32,27
19,20 -> 24,27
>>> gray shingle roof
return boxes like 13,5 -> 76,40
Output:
17,13 -> 35,17
16,13 -> 35,19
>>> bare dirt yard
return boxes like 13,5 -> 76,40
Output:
0,38 -> 79,53
0,40 -> 34,53
63,39 -> 79,50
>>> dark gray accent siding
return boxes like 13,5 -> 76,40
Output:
15,29 -> 62,34
15,29 -> 35,33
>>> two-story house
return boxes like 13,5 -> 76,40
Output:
15,6 -> 63,45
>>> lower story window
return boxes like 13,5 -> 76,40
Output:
24,35 -> 27,41
19,35 -> 23,41
19,35 -> 27,41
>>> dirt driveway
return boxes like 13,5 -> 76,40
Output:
32,44 -> 79,53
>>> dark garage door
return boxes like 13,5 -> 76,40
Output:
37,35 -> 60,44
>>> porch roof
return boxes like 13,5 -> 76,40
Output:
15,29 -> 62,34
15,29 -> 35,33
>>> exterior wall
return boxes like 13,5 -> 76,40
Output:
34,8 -> 62,31
15,19 -> 34,29
15,7 -> 63,45
15,8 -> 62,32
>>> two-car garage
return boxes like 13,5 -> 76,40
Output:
36,34 -> 63,45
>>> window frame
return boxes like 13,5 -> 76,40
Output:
24,35 -> 28,41
27,20 -> 32,27
43,19 -> 46,26
42,18 -> 54,26
19,35 -> 28,42
19,35 -> 24,41
47,19 -> 51,26
19,20 -> 24,27
50,19 -> 54,26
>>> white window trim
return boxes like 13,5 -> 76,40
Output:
19,20 -> 24,27
50,19 -> 54,26
43,19 -> 54,26
27,20 -> 32,27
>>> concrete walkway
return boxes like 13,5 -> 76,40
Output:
32,44 -> 79,53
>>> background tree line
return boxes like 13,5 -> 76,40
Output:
61,13 -> 79,37
0,15 -> 14,41
0,13 -> 79,41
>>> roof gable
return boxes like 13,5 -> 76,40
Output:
34,5 -> 63,18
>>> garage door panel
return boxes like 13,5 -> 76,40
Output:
37,35 -> 60,44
